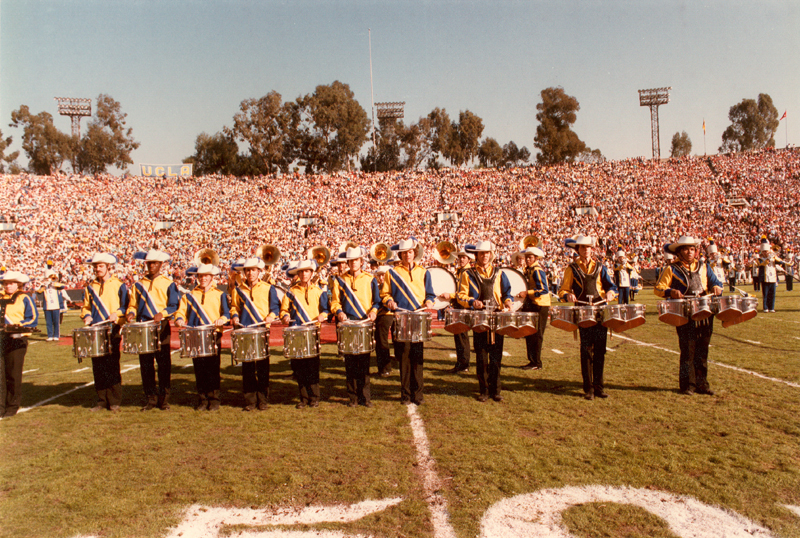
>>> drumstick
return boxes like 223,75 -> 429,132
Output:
91,319 -> 114,326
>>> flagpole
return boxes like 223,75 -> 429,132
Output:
703,119 -> 706,155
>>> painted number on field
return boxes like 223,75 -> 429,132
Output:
480,485 -> 774,538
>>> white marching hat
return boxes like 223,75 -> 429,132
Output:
465,240 -> 495,253
242,257 -> 266,270
288,259 -> 318,276
564,235 -> 596,250
521,246 -> 545,258
391,238 -> 418,252
759,236 -> 771,252
374,265 -> 391,275
134,249 -> 171,262
86,253 -> 118,265
195,263 -> 220,276
1,271 -> 30,284
342,246 -> 368,260
664,236 -> 701,254
45,269 -> 57,279
455,246 -> 475,260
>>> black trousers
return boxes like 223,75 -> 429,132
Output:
139,320 -> 171,397
291,356 -> 320,405
453,332 -> 470,369
676,319 -> 713,392
1,335 -> 27,417
473,332 -> 504,397
787,275 -> 794,292
193,333 -> 222,394
92,326 -> 122,391
524,305 -> 549,368
396,341 -> 424,404
242,358 -> 270,405
344,353 -> 371,404
578,324 -> 607,394
375,315 -> 394,373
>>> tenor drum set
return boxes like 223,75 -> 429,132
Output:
549,303 -> 647,333
443,309 -> 539,339
657,295 -> 757,328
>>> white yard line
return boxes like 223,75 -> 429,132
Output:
406,404 -> 457,538
18,365 -> 141,414
744,340 -> 762,345
785,505 -> 800,518
613,333 -> 800,389
72,367 -> 90,373
551,349 -> 563,355
502,351 -> 510,356
22,368 -> 39,374
606,347 -> 615,352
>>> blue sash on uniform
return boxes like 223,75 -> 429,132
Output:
235,286 -> 264,326
134,281 -> 160,319
184,292 -> 213,326
288,290 -> 313,324
86,284 -> 111,321
335,276 -> 368,319
388,268 -> 422,310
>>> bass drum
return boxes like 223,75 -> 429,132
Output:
500,267 -> 527,312
427,266 -> 457,310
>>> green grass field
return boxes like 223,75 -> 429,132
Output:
1,285 -> 799,538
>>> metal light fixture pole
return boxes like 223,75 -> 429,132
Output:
638,87 -> 671,159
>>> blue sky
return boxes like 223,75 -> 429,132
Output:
2,0 -> 798,172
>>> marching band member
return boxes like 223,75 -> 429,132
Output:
230,257 -> 281,411
457,241 -> 513,402
280,259 -> 329,409
174,264 -> 230,411
558,235 -> 618,400
518,246 -> 550,371
330,246 -> 381,407
126,249 -> 180,411
380,239 -> 435,406
0,271 -> 38,418
613,248 -> 633,305
373,265 -> 395,377
654,236 -> 723,396
447,247 -> 473,374
758,238 -> 785,313
81,254 -> 129,412
38,269 -> 66,341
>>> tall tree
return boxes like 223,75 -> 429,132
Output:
0,130 -> 20,173
447,110 -> 484,167
670,131 -> 692,158
360,118 -> 405,172
533,87 -> 588,165
9,105 -> 73,174
478,137 -> 504,168
296,81 -> 370,173
502,141 -> 531,167
227,91 -> 297,174
183,132 -> 241,175
719,93 -> 779,153
415,108 -> 452,169
74,94 -> 140,174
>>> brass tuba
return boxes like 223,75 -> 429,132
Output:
519,234 -> 542,250
370,242 -> 392,264
432,240 -> 457,265
256,244 -> 281,266
193,248 -> 220,267
308,245 -> 331,267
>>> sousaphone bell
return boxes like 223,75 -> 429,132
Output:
256,244 -> 281,266
433,240 -> 457,265
193,248 -> 220,267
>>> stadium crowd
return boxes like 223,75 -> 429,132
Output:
1,148 -> 798,291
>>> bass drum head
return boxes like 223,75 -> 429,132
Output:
500,267 -> 526,312
427,266 -> 457,310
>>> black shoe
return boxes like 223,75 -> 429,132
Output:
257,402 -> 268,411
90,404 -> 105,412
492,395 -> 504,402
521,363 -> 540,370
243,404 -> 256,412
347,401 -> 358,408
679,388 -> 694,396
295,402 -> 307,409
477,394 -> 489,402
594,390 -> 608,399
363,401 -> 373,408
309,401 -> 320,408
584,392 -> 594,400
447,366 -> 468,374
697,388 -> 715,396
141,399 -> 157,411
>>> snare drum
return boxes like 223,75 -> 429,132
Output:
494,312 -> 519,337
470,310 -> 495,333
231,327 -> 269,363
72,325 -> 111,362
512,312 -> 539,338
714,295 -> 742,322
337,319 -> 375,355
444,309 -> 471,335
550,306 -> 578,331
180,326 -> 218,358
657,300 -> 688,327
619,304 -> 647,332
602,305 -> 627,331
122,320 -> 161,354
283,325 -> 320,359
686,296 -> 714,321
395,310 -> 432,343
575,305 -> 600,328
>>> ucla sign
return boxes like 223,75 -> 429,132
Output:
140,164 -> 193,177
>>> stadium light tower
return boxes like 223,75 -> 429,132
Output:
376,101 -> 405,127
638,87 -> 671,159
55,97 -> 91,138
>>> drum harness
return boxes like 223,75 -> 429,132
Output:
468,266 -> 499,344
671,262 -> 711,327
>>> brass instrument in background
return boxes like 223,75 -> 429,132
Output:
370,242 -> 392,264
308,245 -> 331,267
519,235 -> 542,250
256,244 -> 281,266
432,240 -> 457,265
193,248 -> 220,267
